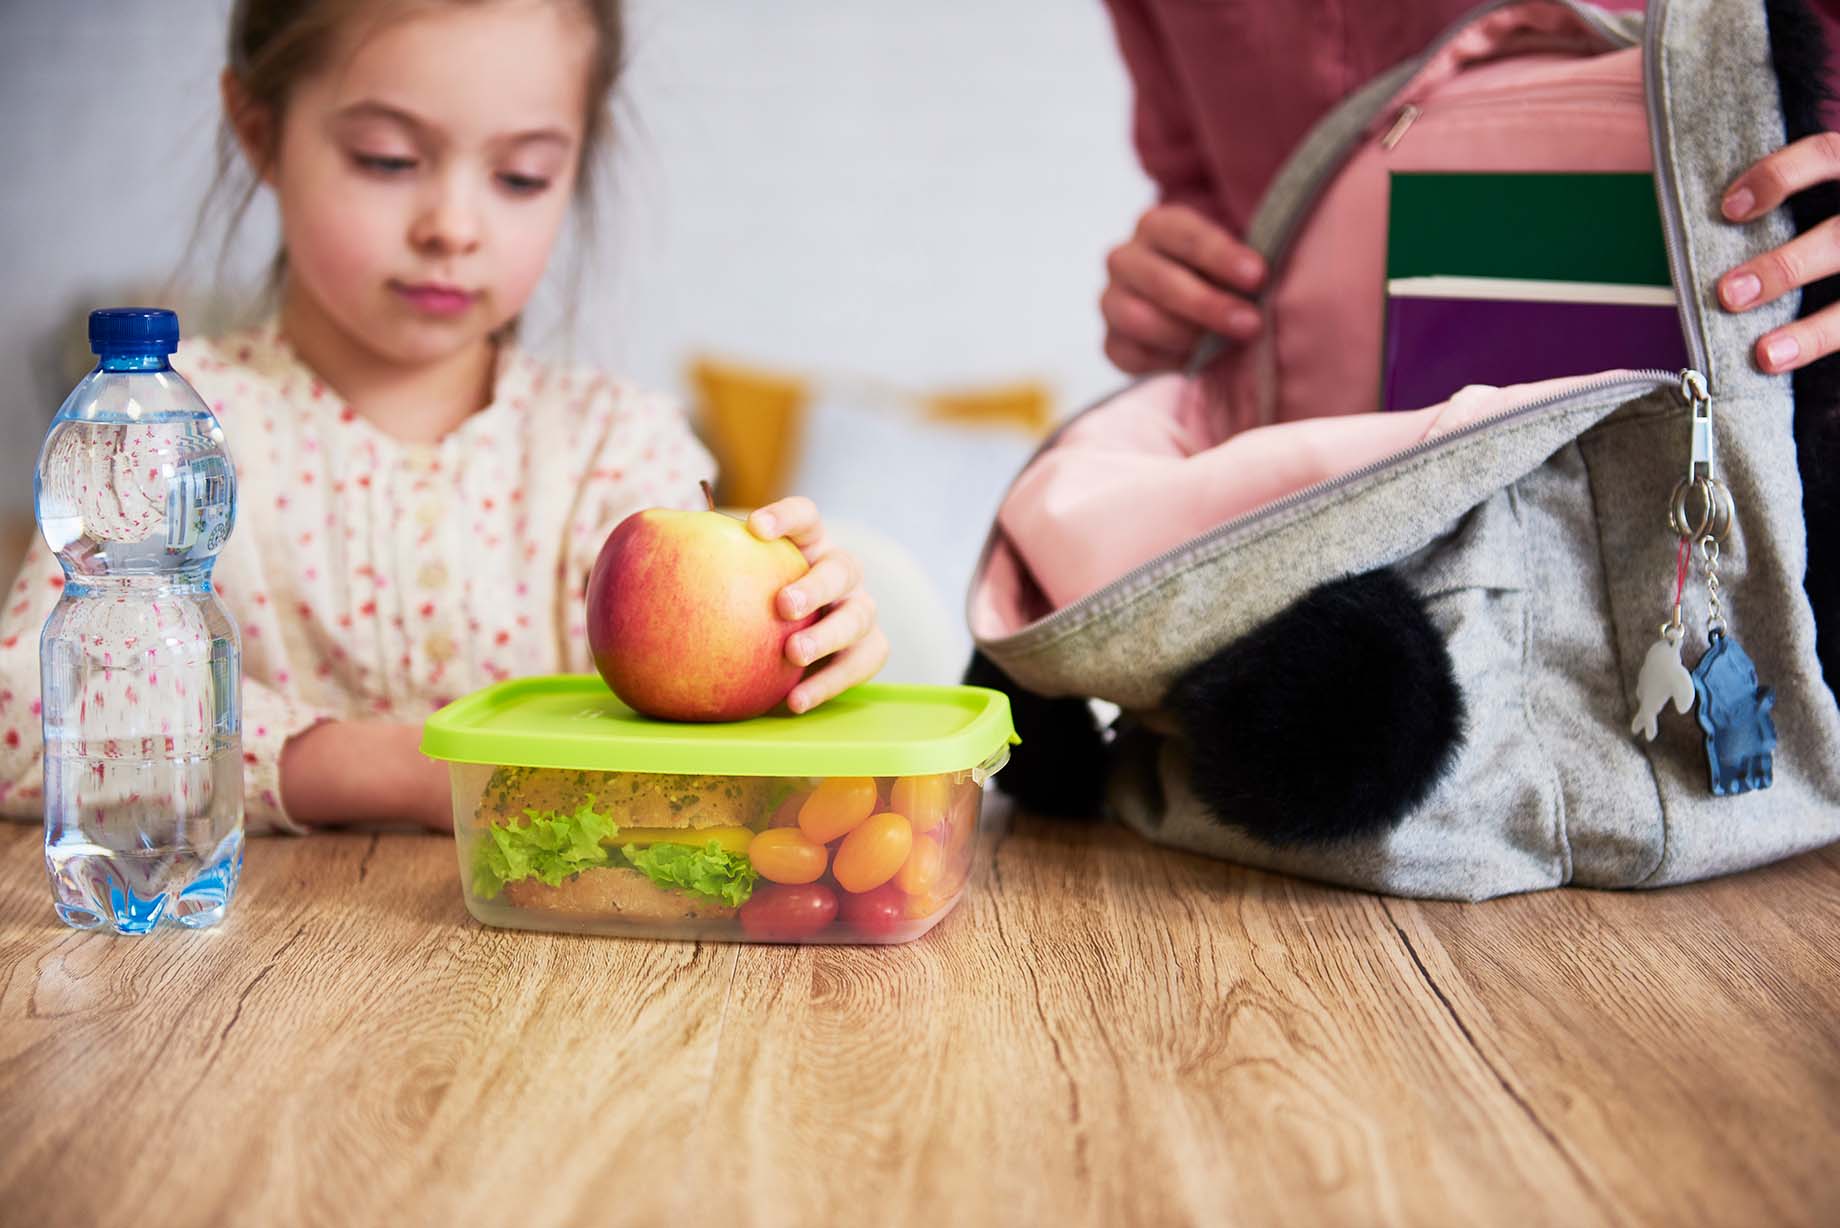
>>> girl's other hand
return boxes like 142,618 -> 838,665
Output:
1101,203 -> 1267,375
1717,132 -> 1840,373
747,496 -> 888,714
279,720 -> 453,831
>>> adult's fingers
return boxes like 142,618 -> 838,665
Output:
1100,282 -> 1205,355
1719,214 -> 1840,314
1136,203 -> 1267,294
1723,131 -> 1840,220
1105,239 -> 1260,338
1751,295 -> 1840,373
1102,331 -> 1185,375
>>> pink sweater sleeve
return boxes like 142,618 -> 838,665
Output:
1102,0 -> 1223,220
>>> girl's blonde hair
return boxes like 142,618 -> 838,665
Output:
201,0 -> 624,314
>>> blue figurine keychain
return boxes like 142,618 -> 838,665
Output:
1629,371 -> 1777,794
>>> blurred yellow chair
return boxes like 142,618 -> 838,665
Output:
688,356 -> 811,510
920,381 -> 1054,434
688,353 -> 1053,509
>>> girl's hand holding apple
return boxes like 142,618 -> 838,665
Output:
746,495 -> 888,714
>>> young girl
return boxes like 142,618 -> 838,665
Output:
0,0 -> 887,834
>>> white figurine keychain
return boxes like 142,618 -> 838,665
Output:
1630,535 -> 1697,741
1632,374 -> 1725,741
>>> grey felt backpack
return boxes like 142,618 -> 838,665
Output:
966,0 -> 1840,900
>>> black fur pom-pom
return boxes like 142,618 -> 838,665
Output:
1165,567 -> 1465,846
963,650 -> 1111,818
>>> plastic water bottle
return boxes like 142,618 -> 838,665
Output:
36,309 -> 243,933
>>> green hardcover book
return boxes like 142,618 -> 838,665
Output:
1385,172 -> 1671,285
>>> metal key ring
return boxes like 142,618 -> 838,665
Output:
1668,476 -> 1733,543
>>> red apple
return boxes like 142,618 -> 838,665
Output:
586,484 -> 815,722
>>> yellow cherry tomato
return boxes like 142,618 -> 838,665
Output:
943,788 -> 979,860
894,834 -> 944,895
748,827 -> 828,885
833,812 -> 914,894
799,777 -> 878,844
904,890 -> 952,920
889,775 -> 951,834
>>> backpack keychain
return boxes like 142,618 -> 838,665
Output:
1629,371 -> 1777,795
1629,534 -> 1695,741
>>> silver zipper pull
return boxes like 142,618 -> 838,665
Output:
1681,368 -> 1712,483
1669,369 -> 1730,544
1380,104 -> 1421,151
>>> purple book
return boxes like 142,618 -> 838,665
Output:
1382,278 -> 1689,412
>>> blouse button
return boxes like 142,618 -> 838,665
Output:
418,562 -> 449,590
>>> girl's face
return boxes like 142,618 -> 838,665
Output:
258,1 -> 594,367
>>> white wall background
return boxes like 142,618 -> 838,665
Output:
0,0 -> 1150,676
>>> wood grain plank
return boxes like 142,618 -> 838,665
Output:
4,814 -> 1838,1228
1396,845 -> 1840,1228
0,824 -> 738,1228
692,809 -> 1604,1228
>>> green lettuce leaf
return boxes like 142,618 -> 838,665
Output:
472,800 -> 620,899
619,840 -> 758,908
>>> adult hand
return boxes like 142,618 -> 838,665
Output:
1101,203 -> 1266,375
1717,132 -> 1840,373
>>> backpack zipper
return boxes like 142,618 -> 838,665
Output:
1380,104 -> 1423,151
1642,0 -> 1711,376
982,370 -> 1680,642
1381,80 -> 1645,150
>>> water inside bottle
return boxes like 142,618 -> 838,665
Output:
37,405 -> 244,933
44,756 -> 243,933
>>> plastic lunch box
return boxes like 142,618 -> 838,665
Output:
420,677 -> 1016,944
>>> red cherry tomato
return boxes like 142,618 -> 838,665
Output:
739,883 -> 839,941
839,882 -> 909,938
769,789 -> 810,829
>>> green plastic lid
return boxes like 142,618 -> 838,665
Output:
420,675 -> 1018,778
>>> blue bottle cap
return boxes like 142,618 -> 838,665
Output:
89,308 -> 180,357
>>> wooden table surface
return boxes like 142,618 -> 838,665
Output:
3,812 -> 1837,1228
